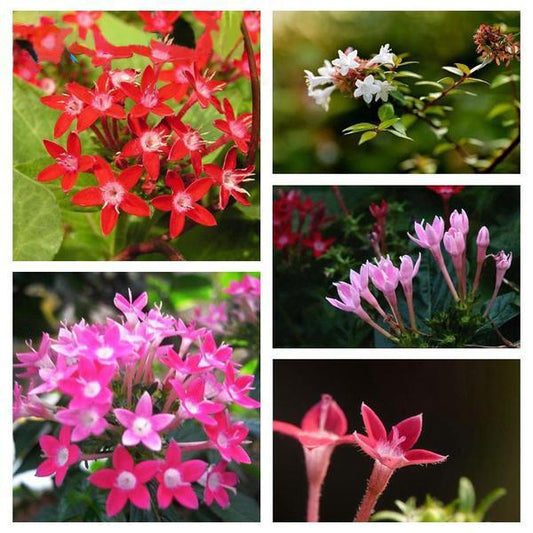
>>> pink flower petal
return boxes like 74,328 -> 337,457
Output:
135,391 -> 153,417
393,414 -> 423,451
361,403 -> 387,442
404,449 -> 448,465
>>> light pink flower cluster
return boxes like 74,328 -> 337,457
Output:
14,289 -> 259,517
327,208 -> 513,340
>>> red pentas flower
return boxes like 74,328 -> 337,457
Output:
69,27 -> 133,69
41,90 -> 86,138
214,98 -> 253,153
138,11 -> 181,36
67,73 -> 126,131
121,65 -> 176,118
369,199 -> 388,219
132,39 -> 196,67
121,117 -> 170,181
36,426 -> 81,487
185,65 -> 225,112
243,11 -> 261,44
192,11 -> 222,32
88,445 -> 160,517
38,132 -> 94,192
151,171 -> 216,238
204,411 -> 251,464
427,185 -> 465,200
13,46 -> 40,84
62,11 -> 102,40
274,227 -> 299,250
204,148 -> 254,210
301,232 -> 336,258
159,60 -> 195,103
168,119 -> 206,177
71,157 -> 150,235
31,17 -> 72,64
232,51 -> 261,79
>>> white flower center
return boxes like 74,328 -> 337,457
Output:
140,90 -> 158,109
57,153 -> 78,172
65,96 -> 83,116
183,132 -> 202,151
84,381 -> 101,398
77,13 -> 93,27
152,49 -> 170,61
163,468 -> 183,489
140,131 -> 164,152
132,417 -> 152,436
101,182 -> 125,207
41,34 -> 57,51
56,446 -> 69,467
80,409 -> 98,428
207,472 -> 221,491
172,192 -> 193,213
314,241 -> 325,252
229,121 -> 247,138
217,433 -> 229,448
185,400 -> 199,414
92,93 -> 112,111
116,471 -> 137,490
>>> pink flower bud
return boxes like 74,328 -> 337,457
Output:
449,209 -> 469,235
443,228 -> 465,257
476,226 -> 490,262
399,253 -> 421,286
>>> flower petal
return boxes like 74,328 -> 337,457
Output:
361,403 -> 387,442
403,449 -> 448,466
393,414 -> 423,451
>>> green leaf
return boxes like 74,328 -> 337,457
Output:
415,81 -> 444,89
13,170 -> 63,260
371,511 -> 407,522
209,492 -> 260,522
454,63 -> 471,75
378,117 -> 401,130
491,73 -> 520,89
442,66 -> 465,76
378,103 -> 395,121
475,488 -> 506,520
433,142 -> 455,156
487,102 -> 515,120
458,477 -> 476,513
437,77 -> 455,86
385,129 -> 413,141
394,71 -> 422,79
359,131 -> 377,145
343,122 -> 376,134
213,12 -> 243,58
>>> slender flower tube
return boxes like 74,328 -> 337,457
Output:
472,226 -> 490,294
350,265 -> 387,319
449,210 -> 469,297
274,394 -> 354,521
326,281 -> 398,342
408,216 -> 459,302
368,257 -> 403,329
352,403 -> 447,522
399,253 -> 421,330
443,228 -> 467,298
484,251 -> 513,317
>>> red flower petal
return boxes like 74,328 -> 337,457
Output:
54,113 -> 75,138
186,178 -> 212,201
66,131 -> 81,156
88,468 -> 117,489
142,151 -> 160,180
61,171 -> 79,192
101,204 -> 120,235
404,449 -> 448,465
121,193 -> 151,217
152,195 -> 173,212
37,164 -> 63,183
121,138 -> 142,158
169,210 -> 185,238
187,204 -> 216,226
118,165 -> 143,190
77,106 -> 100,131
393,414 -> 423,452
361,403 -> 387,442
71,186 -> 102,206
273,421 -> 303,440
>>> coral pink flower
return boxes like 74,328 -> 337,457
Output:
151,171 -> 216,238
138,11 -> 181,36
121,119 -> 170,180
243,11 -> 261,44
184,65 -> 225,112
200,461 -> 238,508
485,250 -> 513,316
88,446 -> 160,516
155,441 -> 207,509
69,27 -> 132,69
353,403 -> 447,470
301,232 -> 335,258
219,363 -> 260,409
205,411 -> 251,464
171,377 -> 224,425
71,158 -> 150,235
62,11 -> 102,40
40,91 -> 85,138
37,132 -> 94,192
168,120 -> 206,176
15,333 -> 52,379
36,426 -> 81,486
67,73 -> 126,131
214,98 -> 253,153
121,65 -> 176,118
55,403 -> 110,441
204,148 -> 255,210
31,17 -> 72,64
58,358 -> 114,408
114,391 -> 174,451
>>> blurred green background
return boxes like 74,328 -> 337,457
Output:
273,11 -> 520,173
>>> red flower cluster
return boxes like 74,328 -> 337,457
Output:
427,186 -> 465,201
368,199 -> 388,256
15,11 -> 259,239
473,23 -> 520,66
273,189 -> 335,258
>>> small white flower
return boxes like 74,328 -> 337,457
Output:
367,44 -> 395,67
374,80 -> 394,102
354,75 -> 380,104
317,59 -> 336,78
332,49 -> 360,76
304,70 -> 334,90
309,85 -> 337,111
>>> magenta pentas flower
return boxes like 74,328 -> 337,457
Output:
14,288 -> 259,517
36,426 -> 81,486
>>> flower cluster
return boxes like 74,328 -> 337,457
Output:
14,11 -> 259,238
274,395 -> 446,522
473,23 -> 520,67
13,287 -> 260,517
327,208 -> 513,342
305,44 -> 395,110
273,189 -> 335,258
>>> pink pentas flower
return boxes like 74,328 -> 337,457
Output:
214,98 -> 253,153
77,320 -> 136,363
15,333 -> 53,379
114,391 -> 174,451
171,377 -> 224,425
204,411 -> 251,464
88,446 -> 160,516
151,171 -> 216,239
443,227 -> 466,258
38,132 -> 94,192
138,11 -> 181,35
156,440 -> 207,509
368,256 -> 400,296
41,91 -> 85,138
58,357 -> 115,408
55,402 -> 110,441
36,426 -> 81,487
204,147 -> 255,210
67,73 -> 126,132
62,11 -> 102,40
449,209 -> 469,236
353,403 -> 447,470
114,290 -> 148,325
121,65 -> 176,118
225,275 -> 260,297
71,157 -> 150,236
349,266 -> 387,318
219,363 -> 260,409
408,216 -> 445,251
200,461 -> 238,508
193,302 -> 228,334
13,382 -> 51,421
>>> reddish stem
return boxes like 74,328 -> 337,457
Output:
90,123 -> 111,149
354,461 -> 394,522
176,94 -> 196,121
113,238 -> 185,261
331,185 -> 349,216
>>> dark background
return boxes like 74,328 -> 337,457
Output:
273,359 -> 520,522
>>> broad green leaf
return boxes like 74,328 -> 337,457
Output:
378,117 -> 401,130
13,170 -> 64,260
386,129 -> 413,141
359,131 -> 377,145
378,103 -> 395,121
213,11 -> 243,58
491,73 -> 520,89
475,488 -> 506,520
454,63 -> 471,75
442,66 -> 464,77
487,102 -> 515,120
209,492 -> 260,522
343,122 -> 376,134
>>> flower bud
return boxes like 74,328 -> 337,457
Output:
443,228 -> 465,257
399,253 -> 421,285
476,226 -> 490,262
494,250 -> 512,272
449,209 -> 469,235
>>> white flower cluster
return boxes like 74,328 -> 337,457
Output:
305,44 -> 395,110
